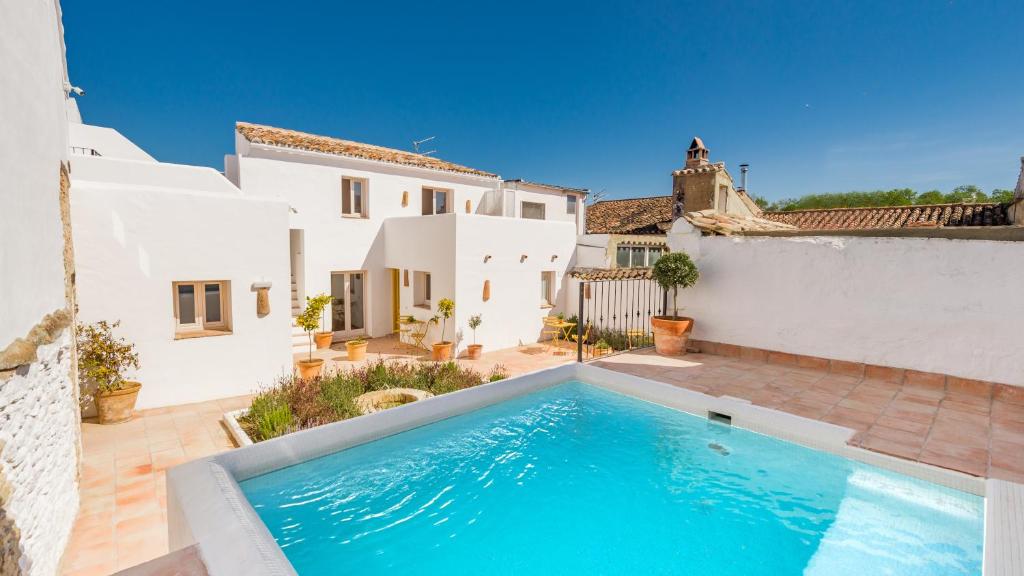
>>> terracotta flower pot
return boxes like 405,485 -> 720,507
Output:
314,332 -> 333,349
96,381 -> 142,424
651,316 -> 694,356
296,358 -> 324,379
466,344 -> 483,360
346,340 -> 368,361
432,342 -> 453,361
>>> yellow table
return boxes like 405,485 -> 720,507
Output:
400,318 -> 428,350
548,320 -> 576,354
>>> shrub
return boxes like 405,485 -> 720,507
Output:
239,358 -> 496,442
651,252 -> 699,319
76,320 -> 140,404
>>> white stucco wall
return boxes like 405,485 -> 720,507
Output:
383,214 -> 576,353
502,182 -> 585,233
71,154 -> 293,409
0,0 -> 70,345
233,149 -> 500,339
667,229 -> 1024,386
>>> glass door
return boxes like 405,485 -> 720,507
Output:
331,271 -> 366,338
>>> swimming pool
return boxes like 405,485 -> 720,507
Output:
239,381 -> 983,575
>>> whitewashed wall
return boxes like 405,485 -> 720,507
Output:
668,225 -> 1024,386
502,182 -> 585,232
452,215 -> 577,353
0,1 -> 80,574
0,0 -> 70,345
233,149 -> 500,338
71,149 -> 293,409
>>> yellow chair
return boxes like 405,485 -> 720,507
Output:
541,317 -> 563,353
570,323 -> 592,358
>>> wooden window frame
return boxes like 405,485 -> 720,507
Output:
540,271 -> 556,307
341,176 -> 369,218
173,280 -> 232,338
422,187 -> 452,215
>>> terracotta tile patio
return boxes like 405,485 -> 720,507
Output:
593,349 -> 1024,483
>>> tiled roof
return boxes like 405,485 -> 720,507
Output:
762,203 -> 1012,230
586,196 -> 673,234
672,162 -> 727,176
684,209 -> 798,235
503,179 -> 589,194
236,122 -> 497,178
569,267 -> 653,281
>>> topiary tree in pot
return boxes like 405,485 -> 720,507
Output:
651,251 -> 700,355
307,293 -> 334,350
296,295 -> 330,378
466,314 -> 483,359
431,298 -> 455,361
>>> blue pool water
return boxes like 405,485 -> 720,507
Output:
241,382 -> 983,575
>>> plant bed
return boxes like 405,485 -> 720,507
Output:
232,358 -> 509,443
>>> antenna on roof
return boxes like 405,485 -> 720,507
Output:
589,189 -> 608,204
412,136 -> 437,156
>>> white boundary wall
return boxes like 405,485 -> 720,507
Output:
668,221 -> 1024,386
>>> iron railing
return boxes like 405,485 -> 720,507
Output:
576,277 -> 668,362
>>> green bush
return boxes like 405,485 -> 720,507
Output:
240,358 -> 496,442
652,252 -> 699,319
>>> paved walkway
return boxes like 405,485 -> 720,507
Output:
62,339 -> 575,575
593,349 -> 1024,482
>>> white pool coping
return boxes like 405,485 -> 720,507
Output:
169,363 -> 1021,576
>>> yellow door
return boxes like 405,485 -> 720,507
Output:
391,268 -> 400,332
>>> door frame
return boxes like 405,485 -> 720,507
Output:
330,270 -> 368,340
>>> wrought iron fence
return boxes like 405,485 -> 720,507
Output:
575,278 -> 667,362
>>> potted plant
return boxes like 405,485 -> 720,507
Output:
345,336 -> 368,361
593,339 -> 612,357
431,298 -> 455,361
295,298 -> 326,378
466,314 -> 483,359
77,321 -> 141,424
305,294 -> 334,349
651,251 -> 700,355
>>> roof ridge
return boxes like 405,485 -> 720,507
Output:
592,195 -> 671,204
764,202 -> 1002,215
235,121 -> 498,178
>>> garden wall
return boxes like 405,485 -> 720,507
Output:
668,221 -> 1024,387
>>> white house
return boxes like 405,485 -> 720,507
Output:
69,124 -> 293,409
226,122 -> 586,355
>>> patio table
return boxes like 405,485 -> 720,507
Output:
548,320 -> 576,353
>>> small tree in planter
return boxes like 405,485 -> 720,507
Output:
77,321 -> 141,424
651,251 -> 700,355
432,298 -> 455,361
466,314 -> 483,359
296,295 -> 330,378
306,293 -> 334,349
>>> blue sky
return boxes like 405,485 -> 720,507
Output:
63,0 -> 1024,202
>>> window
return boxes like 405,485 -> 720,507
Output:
414,271 -> 431,308
422,188 -> 451,215
173,280 -> 231,337
615,245 -> 666,268
342,177 -> 368,218
717,185 -> 728,212
566,194 -> 577,215
541,271 -> 555,307
521,201 -> 546,220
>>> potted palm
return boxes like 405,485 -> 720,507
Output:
77,321 -> 141,424
306,294 -> 334,349
651,251 -> 700,355
296,297 -> 326,378
431,298 -> 455,361
345,336 -> 368,361
466,314 -> 483,359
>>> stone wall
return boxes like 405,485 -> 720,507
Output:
0,329 -> 79,576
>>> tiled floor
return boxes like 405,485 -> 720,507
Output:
62,338 -> 576,575
593,349 -> 1024,483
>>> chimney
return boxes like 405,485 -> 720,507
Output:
1015,156 -> 1024,201
739,164 -> 749,191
